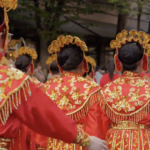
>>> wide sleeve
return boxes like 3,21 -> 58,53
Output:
12,79 -> 77,143
84,91 -> 111,140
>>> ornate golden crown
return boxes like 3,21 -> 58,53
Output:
0,0 -> 18,12
48,35 -> 88,54
13,47 -> 37,60
110,29 -> 149,72
85,56 -> 96,68
110,29 -> 150,53
46,54 -> 57,65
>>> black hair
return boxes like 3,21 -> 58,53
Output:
0,8 -> 4,25
49,61 -> 59,75
118,42 -> 143,71
107,58 -> 115,80
15,54 -> 32,72
57,44 -> 83,71
96,66 -> 101,71
35,62 -> 41,68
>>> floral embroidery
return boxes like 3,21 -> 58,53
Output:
57,96 -> 75,110
62,85 -> 69,92
103,71 -> 150,114
0,68 -> 24,88
49,90 -> 58,101
104,86 -> 122,102
46,72 -> 100,112
129,79 -> 145,87
77,77 -> 85,82
112,96 -> 135,112
72,92 -> 80,100
113,78 -> 125,85
128,88 -> 143,106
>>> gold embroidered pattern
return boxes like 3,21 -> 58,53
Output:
49,90 -> 58,101
45,125 -> 90,150
106,121 -> 150,149
0,68 -> 24,88
100,71 -> 150,123
62,85 -> 69,92
45,72 -> 100,120
0,65 -> 31,125
13,47 -> 37,60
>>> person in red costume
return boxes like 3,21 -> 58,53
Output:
14,47 -> 42,150
33,35 -> 107,150
14,46 -> 44,89
0,1 -> 108,150
99,30 -> 150,149
100,58 -> 120,87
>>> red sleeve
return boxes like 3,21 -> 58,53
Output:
12,80 -> 77,143
83,89 -> 112,140
99,106 -> 111,138
84,102 -> 104,139
84,102 -> 111,140
83,90 -> 111,140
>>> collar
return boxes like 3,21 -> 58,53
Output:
63,71 -> 81,77
122,71 -> 140,78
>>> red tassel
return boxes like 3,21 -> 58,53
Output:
143,54 -> 148,72
114,54 -> 122,72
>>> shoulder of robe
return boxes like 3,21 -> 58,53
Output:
0,65 -> 31,125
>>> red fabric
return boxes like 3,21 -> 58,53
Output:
140,72 -> 150,78
34,72 -> 102,149
100,73 -> 120,88
12,80 -> 77,142
100,71 -> 150,149
84,102 -> 110,140
45,72 -> 100,114
0,65 -> 77,149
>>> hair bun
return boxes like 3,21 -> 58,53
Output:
118,43 -> 143,71
57,44 -> 83,71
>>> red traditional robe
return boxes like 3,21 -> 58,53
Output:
34,72 -> 103,150
0,65 -> 78,150
100,73 -> 120,88
100,71 -> 150,149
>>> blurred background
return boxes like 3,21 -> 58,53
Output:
7,0 -> 150,76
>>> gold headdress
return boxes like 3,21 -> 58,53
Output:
13,47 -> 37,75
0,0 -> 18,11
46,54 -> 57,65
48,35 -> 88,54
0,0 -> 18,51
85,56 -> 96,79
85,56 -> 96,68
48,35 -> 88,72
110,29 -> 149,72
13,47 -> 37,60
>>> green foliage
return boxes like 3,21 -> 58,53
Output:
108,0 -> 150,15
9,0 -> 150,41
9,0 -> 106,41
